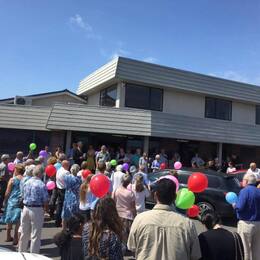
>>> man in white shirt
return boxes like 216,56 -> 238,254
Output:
55,160 -> 70,227
246,162 -> 260,180
111,165 -> 124,192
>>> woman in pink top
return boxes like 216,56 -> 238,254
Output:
112,173 -> 136,245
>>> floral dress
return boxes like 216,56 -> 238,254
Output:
82,223 -> 124,260
1,177 -> 22,224
61,175 -> 81,220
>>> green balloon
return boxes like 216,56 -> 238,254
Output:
29,143 -> 37,151
175,188 -> 195,210
110,159 -> 117,166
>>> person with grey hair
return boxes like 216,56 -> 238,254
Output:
112,173 -> 136,245
23,159 -> 34,167
20,165 -> 35,198
0,154 -> 10,211
246,162 -> 260,181
105,161 -> 113,177
111,164 -> 124,192
14,151 -> 24,164
61,164 -> 81,229
234,174 -> 260,260
18,165 -> 48,253
55,160 -> 70,227
96,145 -> 110,166
70,164 -> 80,176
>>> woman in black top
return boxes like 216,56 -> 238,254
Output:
199,210 -> 244,260
54,214 -> 85,260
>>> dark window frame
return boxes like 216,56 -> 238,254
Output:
125,84 -> 163,111
205,97 -> 232,121
256,105 -> 260,125
99,85 -> 117,107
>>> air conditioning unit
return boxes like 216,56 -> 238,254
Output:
14,96 -> 32,105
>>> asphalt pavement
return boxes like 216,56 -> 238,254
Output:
0,215 -> 237,260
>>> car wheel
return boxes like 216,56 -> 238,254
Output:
197,201 -> 214,218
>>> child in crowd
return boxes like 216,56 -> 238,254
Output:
226,161 -> 237,174
79,174 -> 97,221
132,175 -> 150,214
54,214 -> 85,260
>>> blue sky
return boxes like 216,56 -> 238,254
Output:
0,0 -> 259,99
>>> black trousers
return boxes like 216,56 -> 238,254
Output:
0,181 -> 7,210
49,188 -> 58,218
55,188 -> 65,227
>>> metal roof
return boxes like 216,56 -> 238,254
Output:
0,104 -> 51,131
0,89 -> 87,103
77,57 -> 260,104
1,102 -> 260,146
47,103 -> 260,146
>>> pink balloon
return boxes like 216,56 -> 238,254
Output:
8,162 -> 15,172
174,161 -> 182,170
46,181 -> 56,190
159,175 -> 179,192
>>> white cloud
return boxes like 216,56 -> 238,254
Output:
69,14 -> 92,31
110,48 -> 130,59
209,71 -> 260,86
209,71 -> 248,83
143,57 -> 158,63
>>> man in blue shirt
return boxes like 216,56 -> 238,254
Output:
235,174 -> 260,260
18,165 -> 48,254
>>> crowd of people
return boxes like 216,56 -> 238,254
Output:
0,142 -> 260,260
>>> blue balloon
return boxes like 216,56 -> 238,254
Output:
225,192 -> 238,205
54,162 -> 62,171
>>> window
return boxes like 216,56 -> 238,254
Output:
256,105 -> 260,125
125,84 -> 163,111
100,85 -> 117,107
205,97 -> 232,121
207,175 -> 221,189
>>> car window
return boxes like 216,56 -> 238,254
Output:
237,172 -> 246,182
226,177 -> 241,191
147,171 -> 170,182
178,173 -> 189,184
207,175 -> 221,188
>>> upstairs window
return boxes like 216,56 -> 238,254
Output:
125,84 -> 163,111
100,85 -> 117,107
205,97 -> 232,121
256,105 -> 260,125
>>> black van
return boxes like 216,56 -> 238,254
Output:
146,168 -> 241,218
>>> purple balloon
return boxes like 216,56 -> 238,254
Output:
122,163 -> 129,171
39,150 -> 48,158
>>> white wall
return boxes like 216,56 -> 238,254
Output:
163,89 -> 205,117
87,91 -> 100,106
232,102 -> 255,125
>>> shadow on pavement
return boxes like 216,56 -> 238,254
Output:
41,238 -> 54,246
41,246 -> 60,258
43,221 -> 56,228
